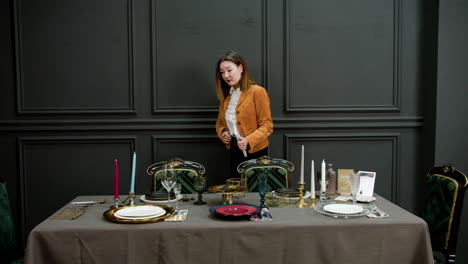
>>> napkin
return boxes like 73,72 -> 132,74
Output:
51,205 -> 88,220
164,209 -> 188,222
366,205 -> 388,218
250,208 -> 274,221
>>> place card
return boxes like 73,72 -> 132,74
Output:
337,169 -> 354,195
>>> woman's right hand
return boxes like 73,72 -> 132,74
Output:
221,130 -> 231,144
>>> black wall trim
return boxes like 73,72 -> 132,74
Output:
0,116 -> 423,132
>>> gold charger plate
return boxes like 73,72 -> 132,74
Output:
208,184 -> 248,194
103,204 -> 174,224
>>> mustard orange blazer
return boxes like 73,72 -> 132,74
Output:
216,84 -> 273,154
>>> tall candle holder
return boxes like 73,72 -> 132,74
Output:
319,190 -> 328,201
295,182 -> 308,208
113,197 -> 119,209
129,192 -> 136,206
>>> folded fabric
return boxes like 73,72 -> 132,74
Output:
366,205 -> 389,218
51,208 -> 85,220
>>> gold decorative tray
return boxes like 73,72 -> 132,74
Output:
208,184 -> 248,193
103,204 -> 174,224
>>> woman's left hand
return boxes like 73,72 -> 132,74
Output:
237,137 -> 249,150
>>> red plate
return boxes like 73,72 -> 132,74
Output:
215,205 -> 257,216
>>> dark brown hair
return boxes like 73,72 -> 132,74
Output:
215,50 -> 255,101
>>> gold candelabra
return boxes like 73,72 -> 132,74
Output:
295,182 -> 308,208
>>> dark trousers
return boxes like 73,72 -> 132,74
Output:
229,137 -> 268,180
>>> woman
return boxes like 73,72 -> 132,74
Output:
215,50 -> 273,179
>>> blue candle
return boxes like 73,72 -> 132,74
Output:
130,152 -> 136,193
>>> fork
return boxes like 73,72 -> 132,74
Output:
71,199 -> 107,205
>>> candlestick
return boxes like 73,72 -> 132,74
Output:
321,159 -> 326,193
308,196 -> 316,208
113,197 -> 119,209
320,159 -> 327,200
129,192 -> 135,206
295,182 -> 308,208
300,145 -> 304,183
130,152 -> 136,193
114,159 -> 119,199
311,160 -> 315,196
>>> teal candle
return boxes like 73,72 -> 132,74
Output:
130,152 -> 136,193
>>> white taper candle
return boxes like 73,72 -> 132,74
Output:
311,160 -> 315,194
321,159 -> 326,192
300,145 -> 304,182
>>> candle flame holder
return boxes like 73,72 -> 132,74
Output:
295,182 -> 308,208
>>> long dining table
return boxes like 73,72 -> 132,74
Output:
24,193 -> 433,264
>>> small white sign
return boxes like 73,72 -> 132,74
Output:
357,171 -> 376,197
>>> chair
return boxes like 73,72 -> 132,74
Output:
146,158 -> 205,194
237,156 -> 294,192
421,164 -> 468,264
0,176 -> 23,264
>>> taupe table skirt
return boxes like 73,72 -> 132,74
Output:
24,193 -> 433,264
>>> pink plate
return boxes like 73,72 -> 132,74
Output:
215,205 -> 257,216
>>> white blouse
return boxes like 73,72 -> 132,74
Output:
225,87 -> 241,138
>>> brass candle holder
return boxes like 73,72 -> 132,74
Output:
295,182 -> 308,208
308,193 -> 316,208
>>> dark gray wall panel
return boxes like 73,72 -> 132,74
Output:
151,0 -> 266,113
285,0 -> 399,112
3,0 -> 465,258
14,0 -> 134,114
285,133 -> 399,202
436,1 -> 468,263
18,136 -> 135,236
152,135 -> 230,186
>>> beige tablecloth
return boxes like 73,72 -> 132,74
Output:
24,193 -> 433,264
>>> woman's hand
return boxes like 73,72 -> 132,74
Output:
221,130 -> 231,144
237,137 -> 249,150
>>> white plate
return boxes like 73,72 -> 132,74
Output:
140,194 -> 182,204
323,204 -> 363,215
115,205 -> 166,218
113,213 -> 165,220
